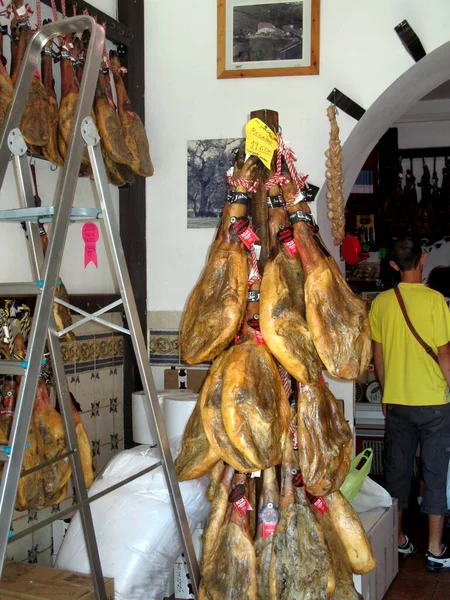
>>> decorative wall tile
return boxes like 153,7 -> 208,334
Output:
110,433 -> 119,451
96,407 -> 114,449
7,532 -> 32,563
109,397 -> 118,413
113,402 -> 124,437
32,522 -> 52,557
149,329 -> 180,365
62,332 -> 124,375
27,544 -> 39,564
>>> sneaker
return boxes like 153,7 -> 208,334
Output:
398,535 -> 417,558
426,545 -> 450,572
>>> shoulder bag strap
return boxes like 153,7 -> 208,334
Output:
394,287 -> 439,364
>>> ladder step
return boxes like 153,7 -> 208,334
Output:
0,207 -> 103,223
0,358 -> 46,375
0,282 -> 43,296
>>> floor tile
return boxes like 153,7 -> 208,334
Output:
432,582 -> 450,599
384,577 -> 437,599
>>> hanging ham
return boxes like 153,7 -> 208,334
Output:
95,67 -> 134,165
200,350 -> 257,473
200,472 -> 257,600
206,460 -> 225,502
10,5 -> 49,148
220,286 -> 290,470
41,29 -> 63,167
260,187 -> 322,383
175,399 -> 220,481
32,378 -> 71,506
69,392 -> 94,488
0,27 -> 13,130
0,380 -> 44,510
109,51 -> 154,177
255,467 -> 279,600
59,38 -> 90,167
269,436 -> 334,599
318,507 -> 363,600
100,64 -> 135,186
325,491 -> 376,575
297,380 -> 352,497
180,157 -> 254,365
282,181 -> 371,380
201,464 -> 234,575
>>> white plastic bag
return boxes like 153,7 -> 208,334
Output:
350,475 -> 392,513
56,444 -> 209,600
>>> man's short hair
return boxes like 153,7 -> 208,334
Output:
390,237 -> 423,272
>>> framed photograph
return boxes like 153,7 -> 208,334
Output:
217,0 -> 320,79
187,138 -> 244,229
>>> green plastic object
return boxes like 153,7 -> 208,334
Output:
340,448 -> 374,502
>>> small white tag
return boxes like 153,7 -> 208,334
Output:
17,6 -> 27,15
253,244 -> 261,260
251,470 -> 261,478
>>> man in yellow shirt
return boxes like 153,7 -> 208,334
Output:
369,237 -> 450,572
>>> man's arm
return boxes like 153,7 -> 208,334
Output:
372,341 -> 384,390
438,342 -> 450,387
372,341 -> 386,416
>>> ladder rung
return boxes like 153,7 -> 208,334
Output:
0,358 -> 46,375
0,207 -> 103,223
19,449 -> 75,476
0,282 -> 42,296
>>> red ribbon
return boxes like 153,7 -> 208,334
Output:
82,222 -> 99,268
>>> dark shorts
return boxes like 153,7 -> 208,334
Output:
383,403 -> 450,515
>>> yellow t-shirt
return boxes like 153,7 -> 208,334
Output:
369,283 -> 450,406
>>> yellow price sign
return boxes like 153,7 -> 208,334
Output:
245,118 -> 278,170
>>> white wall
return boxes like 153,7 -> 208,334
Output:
144,0 -> 450,312
0,0 -> 119,294
397,121 -> 450,149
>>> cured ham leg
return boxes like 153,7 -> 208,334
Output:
206,460 -> 225,502
0,380 -> 44,510
175,400 -> 220,481
180,157 -> 254,365
200,472 -> 257,599
297,381 -> 352,496
282,181 -> 371,380
220,285 -> 290,470
41,34 -> 63,167
269,436 -> 334,599
255,467 -> 279,600
109,51 -> 154,177
32,379 -> 71,506
59,40 -> 90,167
200,351 -> 257,473
69,392 -> 94,488
324,491 -> 376,575
94,68 -> 133,167
260,186 -> 322,383
40,227 -> 76,342
100,62 -> 135,186
318,508 -> 363,600
10,7 -> 49,147
201,464 -> 234,575
0,27 -> 13,130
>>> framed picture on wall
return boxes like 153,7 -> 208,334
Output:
217,0 -> 320,79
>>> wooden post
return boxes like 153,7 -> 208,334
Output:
249,109 -> 279,272
118,0 -> 146,449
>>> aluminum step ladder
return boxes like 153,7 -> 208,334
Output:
0,17 -> 199,600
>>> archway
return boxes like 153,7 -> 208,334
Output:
316,39 -> 450,255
